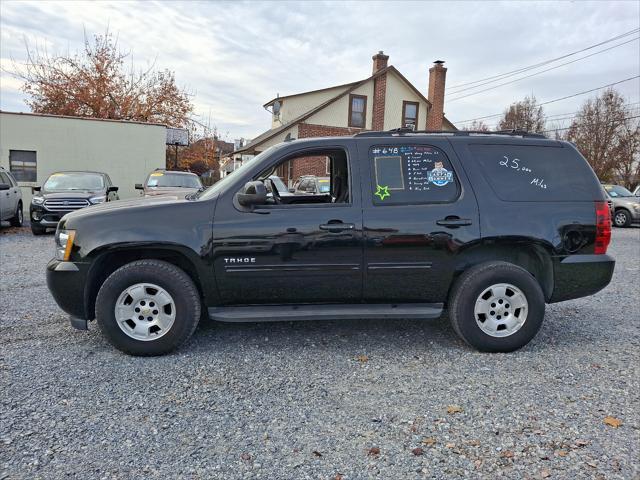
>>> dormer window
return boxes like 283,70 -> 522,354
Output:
348,94 -> 367,128
402,101 -> 419,130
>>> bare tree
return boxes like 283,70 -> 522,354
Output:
498,95 -> 546,133
566,89 -> 639,185
462,120 -> 491,132
612,120 -> 640,189
11,32 -> 193,127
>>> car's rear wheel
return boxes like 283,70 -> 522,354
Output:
449,261 -> 545,352
9,202 -> 23,227
613,209 -> 631,228
96,259 -> 201,356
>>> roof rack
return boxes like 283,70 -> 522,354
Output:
354,128 -> 547,139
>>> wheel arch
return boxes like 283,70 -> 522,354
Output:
452,239 -> 554,302
84,243 -> 206,320
613,206 -> 631,223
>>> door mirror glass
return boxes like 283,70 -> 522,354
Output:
135,183 -> 143,190
0,183 -> 10,191
237,180 -> 267,207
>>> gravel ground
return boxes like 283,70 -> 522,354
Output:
1,225 -> 638,480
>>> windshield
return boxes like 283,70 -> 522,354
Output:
44,173 -> 104,191
318,178 -> 331,193
605,185 -> 633,197
147,172 -> 202,188
198,144 -> 285,200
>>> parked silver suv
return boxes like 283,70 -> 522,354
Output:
602,184 -> 640,227
0,166 -> 23,227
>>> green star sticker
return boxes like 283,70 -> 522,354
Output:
375,184 -> 390,201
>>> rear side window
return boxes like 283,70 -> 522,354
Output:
370,145 -> 459,205
469,144 -> 598,201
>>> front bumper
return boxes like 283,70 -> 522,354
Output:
549,254 -> 615,303
46,259 -> 91,319
30,205 -> 74,227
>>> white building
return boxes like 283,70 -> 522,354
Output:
0,111 -> 168,208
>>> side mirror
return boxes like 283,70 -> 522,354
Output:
0,183 -> 10,191
237,180 -> 267,207
135,183 -> 143,190
108,186 -> 119,193
32,186 -> 41,193
289,187 -> 295,193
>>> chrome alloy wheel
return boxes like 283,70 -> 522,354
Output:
474,283 -> 528,338
114,283 -> 176,341
614,211 -> 628,227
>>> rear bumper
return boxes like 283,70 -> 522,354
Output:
549,254 -> 615,303
46,258 -> 91,319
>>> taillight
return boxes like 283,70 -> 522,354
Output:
594,201 -> 611,254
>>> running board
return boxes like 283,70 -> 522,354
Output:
208,303 -> 443,323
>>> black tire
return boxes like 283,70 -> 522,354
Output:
449,261 -> 545,353
9,202 -> 23,227
613,209 -> 631,228
31,223 -> 47,235
95,259 -> 201,356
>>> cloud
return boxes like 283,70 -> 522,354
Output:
1,0 -> 638,139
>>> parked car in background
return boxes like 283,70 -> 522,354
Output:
135,169 -> 202,197
0,166 -> 23,227
30,171 -> 119,235
293,175 -> 331,196
602,184 -> 640,228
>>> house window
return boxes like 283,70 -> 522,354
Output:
348,94 -> 367,128
402,101 -> 419,130
9,150 -> 37,182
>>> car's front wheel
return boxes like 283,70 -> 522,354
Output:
96,259 -> 201,356
613,209 -> 631,228
449,261 -> 545,352
30,223 -> 46,235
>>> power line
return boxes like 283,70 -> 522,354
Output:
542,114 -> 640,134
479,103 -> 640,129
447,28 -> 639,91
454,76 -> 640,125
447,37 -> 639,102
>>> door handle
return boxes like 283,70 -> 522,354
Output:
319,222 -> 355,232
436,217 -> 472,228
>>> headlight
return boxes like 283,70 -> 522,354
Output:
31,196 -> 44,205
55,229 -> 76,261
89,195 -> 106,204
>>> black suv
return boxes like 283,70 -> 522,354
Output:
30,171 -> 119,235
46,130 -> 614,356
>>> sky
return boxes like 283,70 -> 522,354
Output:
1,0 -> 639,141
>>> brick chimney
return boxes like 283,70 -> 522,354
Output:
372,50 -> 389,73
426,60 -> 447,130
371,51 -> 389,131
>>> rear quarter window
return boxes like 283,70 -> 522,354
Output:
469,144 -> 599,202
370,145 -> 459,205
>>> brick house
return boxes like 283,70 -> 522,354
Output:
232,51 -> 456,185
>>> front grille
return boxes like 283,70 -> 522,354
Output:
43,198 -> 90,211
